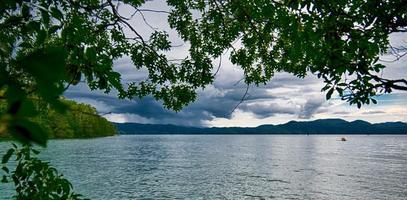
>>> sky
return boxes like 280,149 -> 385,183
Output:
64,1 -> 407,127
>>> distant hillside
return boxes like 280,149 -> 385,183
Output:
115,119 -> 407,134
0,99 -> 117,139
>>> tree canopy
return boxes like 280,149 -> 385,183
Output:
168,0 -> 407,104
0,0 -> 406,144
0,99 -> 117,141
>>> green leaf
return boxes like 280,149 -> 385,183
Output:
12,119 -> 48,146
17,99 -> 37,117
336,87 -> 344,96
36,29 -> 47,44
31,149 -> 40,155
371,98 -> 377,104
321,84 -> 331,92
48,25 -> 61,35
19,45 -> 68,102
21,4 -> 30,18
41,9 -> 50,24
51,7 -> 63,20
2,148 -> 14,164
107,71 -> 122,91
2,166 -> 9,173
85,47 -> 97,62
1,175 -> 8,183
326,88 -> 334,100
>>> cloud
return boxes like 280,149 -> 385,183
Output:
332,111 -> 351,115
298,97 -> 325,119
239,102 -> 297,118
70,97 -> 115,114
104,113 -> 152,124
362,110 -> 386,115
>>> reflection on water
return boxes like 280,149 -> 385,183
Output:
1,135 -> 407,199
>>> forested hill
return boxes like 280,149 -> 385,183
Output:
0,99 -> 116,139
115,119 -> 407,134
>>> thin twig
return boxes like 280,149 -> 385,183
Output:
229,84 -> 250,116
137,9 -> 170,14
213,55 -> 222,77
233,77 -> 245,86
136,8 -> 157,31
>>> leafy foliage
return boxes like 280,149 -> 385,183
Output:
0,0 -> 213,144
0,99 -> 117,139
167,0 -> 407,107
1,144 -> 89,200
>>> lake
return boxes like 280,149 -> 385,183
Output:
1,135 -> 407,199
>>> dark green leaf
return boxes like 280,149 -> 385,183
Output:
12,119 -> 48,146
48,25 -> 61,34
2,148 -> 14,164
371,98 -> 377,104
85,47 -> 97,62
21,4 -> 30,18
2,166 -> 9,173
41,9 -> 50,24
50,7 -> 63,20
31,149 -> 40,155
36,29 -> 47,44
326,88 -> 334,100
1,175 -> 8,183
321,84 -> 331,92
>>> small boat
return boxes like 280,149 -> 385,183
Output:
341,137 -> 347,141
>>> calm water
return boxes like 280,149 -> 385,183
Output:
1,135 -> 407,199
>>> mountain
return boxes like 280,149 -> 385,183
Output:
115,119 -> 407,134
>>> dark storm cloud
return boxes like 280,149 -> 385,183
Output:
177,86 -> 281,121
298,98 -> 325,119
67,96 -> 205,126
186,85 -> 295,119
63,59 -> 334,126
239,103 -> 297,118
66,86 -> 185,119
64,79 -> 301,126
64,83 -> 229,126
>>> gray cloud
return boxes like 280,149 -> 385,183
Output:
240,102 -> 297,119
298,97 -> 325,119
362,111 -> 386,115
64,76 -> 318,126
333,111 -> 351,115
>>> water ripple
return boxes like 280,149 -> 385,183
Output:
1,135 -> 406,199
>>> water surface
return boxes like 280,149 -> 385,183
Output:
1,135 -> 406,199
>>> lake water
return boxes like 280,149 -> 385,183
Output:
1,135 -> 407,199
